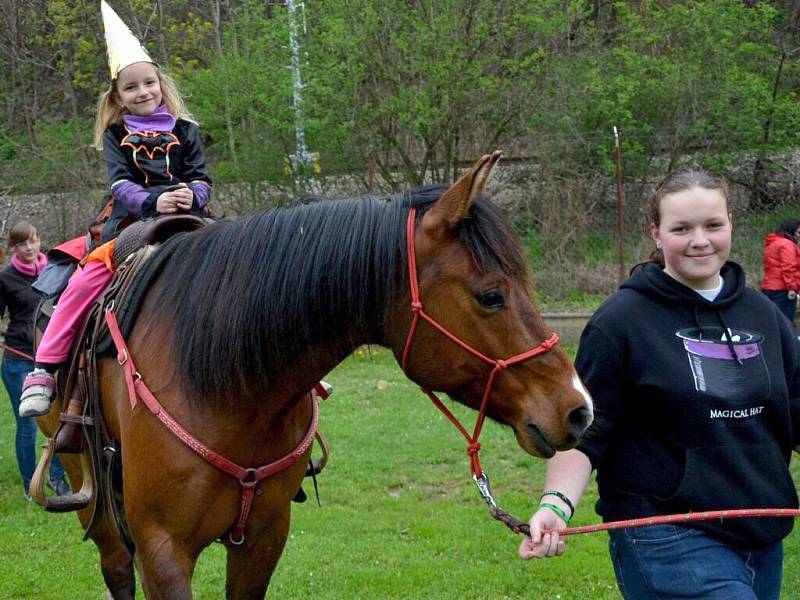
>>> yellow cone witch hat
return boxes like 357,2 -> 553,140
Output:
101,1 -> 154,79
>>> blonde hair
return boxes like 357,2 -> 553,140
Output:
93,66 -> 197,149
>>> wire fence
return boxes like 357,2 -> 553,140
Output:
4,151 -> 800,311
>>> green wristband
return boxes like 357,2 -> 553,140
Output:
540,502 -> 571,525
540,489 -> 575,518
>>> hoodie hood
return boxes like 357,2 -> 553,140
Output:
622,261 -> 746,310
623,262 -> 747,363
764,231 -> 794,248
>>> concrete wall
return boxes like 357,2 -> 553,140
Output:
540,313 -> 592,345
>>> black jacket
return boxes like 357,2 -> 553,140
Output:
101,119 -> 212,242
0,263 -> 42,359
576,261 -> 799,547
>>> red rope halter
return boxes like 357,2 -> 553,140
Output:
400,208 -> 558,478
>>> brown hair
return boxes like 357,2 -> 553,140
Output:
777,218 -> 800,237
8,221 -> 38,248
93,66 -> 196,149
645,169 -> 731,267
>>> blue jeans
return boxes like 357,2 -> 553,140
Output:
2,358 -> 65,492
609,525 -> 783,600
762,289 -> 796,328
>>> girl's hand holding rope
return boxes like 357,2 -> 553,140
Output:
518,507 -> 567,559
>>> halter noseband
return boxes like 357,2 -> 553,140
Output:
400,208 -> 559,479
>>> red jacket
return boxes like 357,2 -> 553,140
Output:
761,232 -> 800,291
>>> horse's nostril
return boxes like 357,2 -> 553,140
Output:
566,406 -> 593,438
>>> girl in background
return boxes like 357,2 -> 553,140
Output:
1,222 -> 70,499
761,218 -> 800,329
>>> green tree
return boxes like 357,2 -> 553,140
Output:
299,0 -> 575,187
530,0 -> 800,185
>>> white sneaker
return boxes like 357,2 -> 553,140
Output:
18,369 -> 56,417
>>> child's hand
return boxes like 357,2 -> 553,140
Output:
157,183 -> 193,213
518,507 -> 567,560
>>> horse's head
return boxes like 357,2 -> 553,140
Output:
389,152 -> 593,458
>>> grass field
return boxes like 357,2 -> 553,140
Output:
1,347 -> 799,599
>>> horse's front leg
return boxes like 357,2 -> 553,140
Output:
223,506 -> 291,600
134,525 -> 199,600
125,477 -> 205,599
223,463 -> 308,600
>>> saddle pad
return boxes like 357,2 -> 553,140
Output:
95,233 -> 186,356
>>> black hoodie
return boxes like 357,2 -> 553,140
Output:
576,261 -> 799,548
0,262 -> 42,359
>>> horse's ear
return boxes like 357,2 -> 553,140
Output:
422,151 -> 502,238
475,150 -> 502,193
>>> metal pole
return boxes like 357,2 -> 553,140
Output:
287,0 -> 314,195
613,127 -> 626,283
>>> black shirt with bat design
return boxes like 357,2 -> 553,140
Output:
101,119 -> 212,242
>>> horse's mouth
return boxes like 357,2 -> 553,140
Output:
517,423 -> 556,458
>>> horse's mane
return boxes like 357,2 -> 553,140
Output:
149,184 -> 531,402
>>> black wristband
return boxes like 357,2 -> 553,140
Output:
540,489 -> 575,518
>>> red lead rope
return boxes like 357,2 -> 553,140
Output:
0,343 -> 34,361
556,508 -> 800,537
105,308 -> 319,545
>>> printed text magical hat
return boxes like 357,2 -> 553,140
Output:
101,1 -> 155,79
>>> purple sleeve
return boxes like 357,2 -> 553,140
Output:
112,181 -> 152,217
189,180 -> 211,210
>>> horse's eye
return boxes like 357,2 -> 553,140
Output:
475,290 -> 504,309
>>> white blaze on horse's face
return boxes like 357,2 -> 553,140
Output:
573,374 -> 594,416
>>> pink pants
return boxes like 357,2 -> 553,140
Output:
35,260 -> 113,364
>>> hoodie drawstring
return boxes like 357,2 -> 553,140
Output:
714,311 -> 744,366
692,305 -> 703,339
692,304 -> 744,366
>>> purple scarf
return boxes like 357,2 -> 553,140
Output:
123,105 -> 176,132
12,252 -> 47,277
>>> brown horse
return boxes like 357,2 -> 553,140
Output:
43,153 -> 593,599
